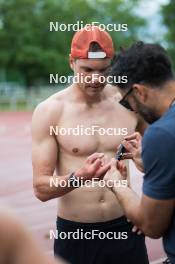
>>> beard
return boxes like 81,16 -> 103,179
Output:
134,98 -> 160,124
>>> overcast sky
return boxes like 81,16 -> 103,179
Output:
138,0 -> 169,17
136,0 -> 170,44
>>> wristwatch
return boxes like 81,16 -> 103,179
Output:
68,172 -> 80,188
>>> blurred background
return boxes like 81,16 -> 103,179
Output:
0,0 -> 174,262
0,0 -> 174,111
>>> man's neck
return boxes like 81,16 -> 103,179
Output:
157,81 -> 175,116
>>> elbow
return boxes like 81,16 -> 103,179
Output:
141,223 -> 165,239
33,181 -> 49,202
144,230 -> 162,239
34,188 -> 48,202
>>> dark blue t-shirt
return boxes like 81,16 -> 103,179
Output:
142,104 -> 175,263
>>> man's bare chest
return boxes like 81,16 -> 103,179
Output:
53,105 -> 136,156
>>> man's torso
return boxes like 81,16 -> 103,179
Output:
47,85 -> 137,222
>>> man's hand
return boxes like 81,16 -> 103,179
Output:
104,159 -> 143,235
104,158 -> 128,190
127,218 -> 143,235
75,153 -> 111,181
121,132 -> 144,172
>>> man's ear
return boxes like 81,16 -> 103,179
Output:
133,84 -> 148,103
69,54 -> 75,71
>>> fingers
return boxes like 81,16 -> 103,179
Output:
124,132 -> 142,142
132,225 -> 142,235
117,160 -> 127,180
87,153 -> 104,164
90,158 -> 111,178
137,230 -> 142,235
120,153 -> 133,160
96,162 -> 111,178
101,155 -> 110,166
129,140 -> 138,148
128,220 -> 143,235
122,140 -> 136,153
91,158 -> 102,171
132,225 -> 137,232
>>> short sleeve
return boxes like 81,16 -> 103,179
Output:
142,126 -> 175,200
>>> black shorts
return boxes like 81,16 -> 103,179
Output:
54,216 -> 149,264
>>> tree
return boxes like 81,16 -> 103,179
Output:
162,0 -> 175,69
0,0 -> 145,88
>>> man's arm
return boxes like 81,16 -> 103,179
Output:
32,101 -> 71,201
104,160 -> 174,238
32,101 -> 110,202
108,127 -> 175,238
112,186 -> 174,238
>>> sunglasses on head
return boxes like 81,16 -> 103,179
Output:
119,87 -> 134,111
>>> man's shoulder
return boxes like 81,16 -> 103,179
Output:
104,84 -> 122,100
36,88 -> 68,111
32,88 -> 70,125
105,85 -> 137,120
146,106 -> 175,137
143,121 -> 175,152
31,88 -> 72,137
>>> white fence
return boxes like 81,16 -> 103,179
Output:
0,83 -> 65,111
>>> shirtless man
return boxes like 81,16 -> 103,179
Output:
32,26 -> 148,264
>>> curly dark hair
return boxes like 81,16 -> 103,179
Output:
109,41 -> 174,90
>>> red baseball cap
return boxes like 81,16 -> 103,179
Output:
71,26 -> 115,59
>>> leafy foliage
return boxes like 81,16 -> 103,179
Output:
0,0 -> 145,87
161,0 -> 175,69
